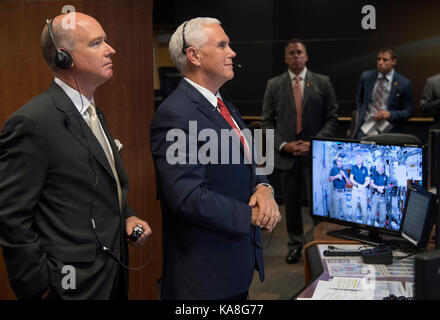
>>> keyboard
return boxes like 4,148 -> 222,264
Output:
323,250 -> 362,257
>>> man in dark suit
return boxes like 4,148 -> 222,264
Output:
0,12 -> 151,300
150,17 -> 281,300
261,39 -> 338,264
420,73 -> 440,124
353,47 -> 414,138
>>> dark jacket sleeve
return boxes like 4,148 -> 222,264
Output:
261,78 -> 287,150
0,113 -> 50,299
420,79 -> 440,117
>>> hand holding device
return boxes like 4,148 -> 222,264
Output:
126,216 -> 151,247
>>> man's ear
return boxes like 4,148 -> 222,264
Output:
186,47 -> 201,66
391,58 -> 397,67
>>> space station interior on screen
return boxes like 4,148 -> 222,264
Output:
312,140 -> 423,231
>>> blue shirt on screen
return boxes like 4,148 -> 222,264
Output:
329,166 -> 348,190
351,165 -> 369,184
371,171 -> 388,187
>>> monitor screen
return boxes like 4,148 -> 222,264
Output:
311,137 -> 426,237
401,184 -> 436,248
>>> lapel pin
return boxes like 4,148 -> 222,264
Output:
394,81 -> 398,86
307,81 -> 312,87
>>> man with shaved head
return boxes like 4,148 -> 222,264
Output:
0,12 -> 151,300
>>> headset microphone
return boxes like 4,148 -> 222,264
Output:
64,113 -> 73,128
233,63 -> 242,68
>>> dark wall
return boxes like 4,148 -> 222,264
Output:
154,0 -> 440,118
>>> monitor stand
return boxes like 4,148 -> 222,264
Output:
327,227 -> 401,246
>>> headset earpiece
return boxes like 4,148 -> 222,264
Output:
55,49 -> 73,70
46,18 -> 73,70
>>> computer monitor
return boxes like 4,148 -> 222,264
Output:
401,184 -> 436,249
311,137 -> 427,245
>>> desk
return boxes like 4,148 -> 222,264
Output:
298,222 -> 436,300
303,222 -> 361,284
297,244 -> 415,299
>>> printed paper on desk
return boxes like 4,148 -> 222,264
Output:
372,281 -> 407,299
311,280 -> 374,300
405,282 -> 414,297
329,277 -> 369,291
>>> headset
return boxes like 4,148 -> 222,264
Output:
179,20 -> 243,69
46,19 -> 73,70
181,21 -> 189,54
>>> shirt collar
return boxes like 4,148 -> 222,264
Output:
54,77 -> 95,116
288,67 -> 307,81
377,68 -> 394,82
184,77 -> 222,107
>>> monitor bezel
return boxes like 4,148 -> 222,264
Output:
310,136 -> 427,238
401,184 -> 436,248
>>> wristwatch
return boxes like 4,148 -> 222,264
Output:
255,183 -> 275,197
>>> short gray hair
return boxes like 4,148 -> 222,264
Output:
41,20 -> 76,73
169,17 -> 221,72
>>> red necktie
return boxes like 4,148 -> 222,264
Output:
217,97 -> 251,161
293,75 -> 302,134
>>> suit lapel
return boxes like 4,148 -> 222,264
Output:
97,108 -> 129,206
387,72 -> 399,106
178,80 -> 226,131
49,82 -> 117,180
225,100 -> 253,165
302,71 -> 312,111
179,79 -> 252,166
367,70 -> 378,103
282,72 -> 296,110
179,79 -> 249,164
196,99 -> 247,164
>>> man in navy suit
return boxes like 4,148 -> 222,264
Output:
354,47 -> 414,138
150,17 -> 281,300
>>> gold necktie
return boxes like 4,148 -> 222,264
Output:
293,75 -> 302,134
87,103 -> 122,211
